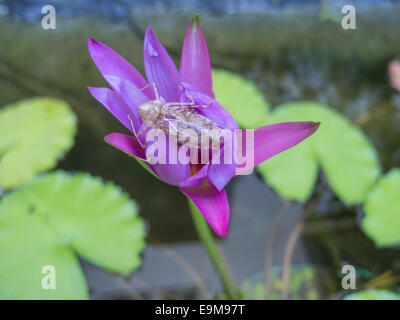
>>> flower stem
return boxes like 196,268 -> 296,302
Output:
188,199 -> 240,299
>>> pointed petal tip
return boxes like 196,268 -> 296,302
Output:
310,121 -> 321,134
144,26 -> 158,54
215,226 -> 228,238
103,132 -> 146,160
313,121 -> 321,129
192,13 -> 200,26
104,133 -> 123,147
87,86 -> 98,97
88,38 -> 101,50
182,185 -> 230,238
145,25 -> 153,36
180,15 -> 214,98
209,214 -> 228,238
103,133 -> 114,144
87,86 -> 103,98
300,121 -> 321,133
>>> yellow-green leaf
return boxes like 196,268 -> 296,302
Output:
344,289 -> 400,300
0,98 -> 76,189
362,169 -> 400,247
0,171 -> 146,299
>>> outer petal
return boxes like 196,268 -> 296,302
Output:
88,86 -> 138,132
103,76 -> 148,131
88,38 -> 154,99
180,14 -> 214,98
104,132 -> 146,160
181,183 -> 230,237
105,132 -> 161,181
252,121 -> 320,169
143,26 -> 181,102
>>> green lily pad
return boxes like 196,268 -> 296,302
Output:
344,289 -> 400,300
258,102 -> 380,204
0,171 -> 146,299
0,98 -> 76,189
0,193 -> 88,299
362,169 -> 400,247
212,69 -> 269,129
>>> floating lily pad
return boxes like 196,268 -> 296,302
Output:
212,69 -> 269,129
362,169 -> 400,247
344,289 -> 400,300
0,195 -> 88,299
0,98 -> 76,189
0,171 -> 146,299
258,102 -> 380,204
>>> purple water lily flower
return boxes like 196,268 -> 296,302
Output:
88,15 -> 319,237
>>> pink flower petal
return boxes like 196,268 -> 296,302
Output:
88,38 -> 153,99
105,132 -> 161,180
181,183 -> 230,237
149,139 -> 191,186
103,76 -> 148,132
252,121 -> 320,168
180,14 -> 214,98
208,161 -> 236,191
152,162 -> 191,186
143,27 -> 181,102
104,132 -> 146,160
179,164 -> 210,188
88,86 -> 139,132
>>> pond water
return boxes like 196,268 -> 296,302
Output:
1,0 -> 400,299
